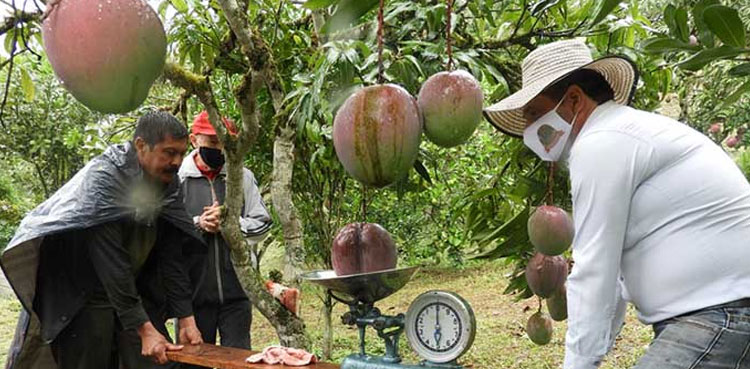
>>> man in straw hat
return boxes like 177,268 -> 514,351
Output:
485,39 -> 750,368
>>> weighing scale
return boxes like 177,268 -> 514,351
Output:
301,267 -> 476,369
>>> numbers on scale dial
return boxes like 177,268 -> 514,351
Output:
415,302 -> 462,352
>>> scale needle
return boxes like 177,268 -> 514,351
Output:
434,304 -> 442,348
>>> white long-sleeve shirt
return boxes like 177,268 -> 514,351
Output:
563,101 -> 750,369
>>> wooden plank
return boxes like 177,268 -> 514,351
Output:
166,343 -> 340,369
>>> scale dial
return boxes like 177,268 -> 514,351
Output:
405,290 -> 475,364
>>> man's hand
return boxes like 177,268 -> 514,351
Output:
138,322 -> 183,364
199,201 -> 221,233
178,316 -> 204,345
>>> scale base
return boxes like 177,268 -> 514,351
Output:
341,355 -> 464,369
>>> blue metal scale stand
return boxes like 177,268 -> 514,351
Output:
302,268 -> 475,369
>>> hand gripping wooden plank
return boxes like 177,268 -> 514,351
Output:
166,343 -> 340,369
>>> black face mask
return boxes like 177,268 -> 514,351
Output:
199,147 -> 225,169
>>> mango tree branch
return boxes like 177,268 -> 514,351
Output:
216,0 -> 256,62
162,62 -> 247,256
221,140 -> 310,348
262,68 -> 285,113
257,63 -> 308,286
215,0 -> 306,279
228,241 -> 309,348
458,18 -> 591,51
162,63 -> 307,346
161,65 -> 250,269
0,11 -> 39,37
251,22 -> 310,283
223,4 -> 308,284
271,125 -> 306,284
235,70 -> 262,150
192,1 -> 310,347
162,62 -> 228,143
220,70 -> 259,257
241,12 -> 308,285
172,90 -> 191,126
162,64 -> 245,257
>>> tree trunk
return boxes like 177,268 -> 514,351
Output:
271,126 -> 306,285
164,0 -> 313,347
224,150 -> 310,349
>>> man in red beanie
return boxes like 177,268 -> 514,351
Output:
178,111 -> 272,356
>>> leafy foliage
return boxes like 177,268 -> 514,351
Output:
0,169 -> 32,248
2,0 -> 749,303
641,0 -> 750,148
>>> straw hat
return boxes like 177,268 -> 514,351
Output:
483,39 -> 639,137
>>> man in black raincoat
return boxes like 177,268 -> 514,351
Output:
1,111 -> 206,369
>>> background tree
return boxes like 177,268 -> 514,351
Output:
2,0 -> 750,355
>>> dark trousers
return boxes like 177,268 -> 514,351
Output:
180,299 -> 251,369
195,299 -> 251,348
50,304 -> 177,369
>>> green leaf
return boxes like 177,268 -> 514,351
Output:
188,0 -> 202,11
674,7 -> 690,42
305,0 -> 339,9
729,63 -> 750,77
664,5 -> 677,39
402,55 -> 424,77
502,270 -> 533,299
158,1 -> 169,17
676,46 -> 744,71
474,224 -> 532,259
720,80 -> 750,109
20,68 -> 34,102
321,0 -> 379,34
530,0 -> 561,16
472,206 -> 530,250
4,29 -> 15,55
170,0 -> 188,13
664,5 -> 689,42
189,45 -> 202,73
693,0 -> 720,47
591,0 -> 623,26
703,5 -> 746,48
509,175 -> 545,200
413,160 -> 432,185
33,32 -> 43,49
641,37 -> 699,53
482,2 -> 496,27
658,68 -> 672,99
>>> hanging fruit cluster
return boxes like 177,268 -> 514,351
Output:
332,0 -> 483,188
329,0 -> 483,278
524,203 -> 574,345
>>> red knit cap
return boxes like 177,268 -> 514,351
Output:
191,110 -> 238,135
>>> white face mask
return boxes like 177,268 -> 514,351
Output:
523,97 -> 578,162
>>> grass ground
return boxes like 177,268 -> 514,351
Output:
0,260 -> 652,368
0,296 -> 21,367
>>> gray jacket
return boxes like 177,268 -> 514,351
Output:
178,150 -> 272,305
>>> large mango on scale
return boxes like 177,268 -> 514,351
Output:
331,223 -> 398,276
